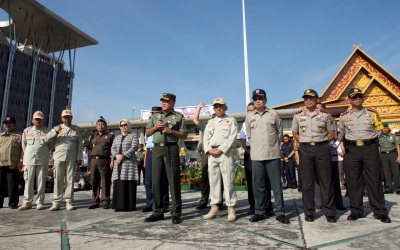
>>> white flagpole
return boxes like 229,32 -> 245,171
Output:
242,0 -> 250,106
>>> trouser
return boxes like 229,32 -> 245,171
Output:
244,151 -> 254,209
344,144 -> 387,216
338,161 -> 345,186
331,161 -> 344,208
53,160 -> 76,205
284,160 -> 297,187
144,149 -> 169,208
22,165 -> 47,206
91,158 -> 111,205
199,152 -> 210,205
0,166 -> 19,206
299,143 -> 336,217
208,150 -> 237,207
252,159 -> 284,216
137,161 -> 145,184
152,144 -> 180,216
297,164 -> 303,191
381,151 -> 399,192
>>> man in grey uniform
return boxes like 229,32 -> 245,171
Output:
47,110 -> 83,211
246,89 -> 289,224
18,111 -> 52,211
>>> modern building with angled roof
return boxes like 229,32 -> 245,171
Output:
0,0 -> 98,131
272,45 -> 400,132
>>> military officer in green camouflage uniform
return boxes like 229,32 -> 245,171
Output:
144,93 -> 188,224
379,123 -> 399,194
19,111 -> 53,211
0,117 -> 23,209
47,110 -> 83,211
339,88 -> 391,223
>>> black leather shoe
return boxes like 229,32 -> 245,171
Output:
326,216 -> 337,223
172,216 -> 182,224
88,204 -> 99,209
163,208 -> 170,213
336,206 -> 347,211
265,209 -> 275,217
141,207 -> 152,212
103,204 -> 110,209
249,214 -> 266,222
9,204 -> 18,209
305,215 -> 315,222
384,190 -> 393,194
396,191 -> 400,195
276,215 -> 290,224
144,213 -> 165,222
373,214 -> 391,223
347,213 -> 361,221
196,204 -> 207,210
247,209 -> 255,215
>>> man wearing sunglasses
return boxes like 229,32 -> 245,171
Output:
292,89 -> 336,223
339,88 -> 391,223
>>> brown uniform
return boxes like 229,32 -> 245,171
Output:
88,131 -> 115,206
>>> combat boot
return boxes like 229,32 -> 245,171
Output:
203,204 -> 220,220
227,206 -> 236,222
65,202 -> 74,211
49,204 -> 60,211
18,204 -> 32,211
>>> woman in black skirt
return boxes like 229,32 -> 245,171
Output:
111,119 -> 138,211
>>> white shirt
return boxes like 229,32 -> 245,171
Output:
240,123 -> 251,147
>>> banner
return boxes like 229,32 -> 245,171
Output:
141,105 -> 214,120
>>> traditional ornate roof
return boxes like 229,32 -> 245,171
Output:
272,46 -> 400,121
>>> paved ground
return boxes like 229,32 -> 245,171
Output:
0,186 -> 399,250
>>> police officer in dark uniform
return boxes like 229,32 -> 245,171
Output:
339,88 -> 391,223
144,93 -> 188,224
280,134 -> 297,189
88,116 -> 115,209
292,89 -> 337,223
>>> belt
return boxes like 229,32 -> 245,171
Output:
346,139 -> 377,146
380,149 -> 396,154
211,145 -> 220,148
300,141 -> 328,146
147,148 -> 153,151
91,155 -> 109,159
154,142 -> 178,147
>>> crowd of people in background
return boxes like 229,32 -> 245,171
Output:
1,89 -> 399,225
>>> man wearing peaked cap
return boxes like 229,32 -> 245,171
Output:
87,116 -> 115,209
339,88 -> 391,223
379,123 -> 399,195
302,89 -> 318,98
145,93 -> 188,224
19,111 -> 53,211
47,109 -> 83,211
0,116 -> 23,209
203,97 -> 239,222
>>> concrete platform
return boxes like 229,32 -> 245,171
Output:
1,186 -> 399,249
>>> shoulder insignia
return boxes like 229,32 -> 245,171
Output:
319,108 -> 329,114
340,110 -> 349,116
294,109 -> 303,115
175,111 -> 184,116
366,107 -> 378,114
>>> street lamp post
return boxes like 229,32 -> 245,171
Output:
132,107 -> 135,118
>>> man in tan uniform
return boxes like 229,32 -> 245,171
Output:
0,117 -> 23,209
47,110 -> 83,211
19,111 -> 52,211
203,98 -> 238,222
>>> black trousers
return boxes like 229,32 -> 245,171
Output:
381,151 -> 399,192
91,158 -> 111,205
299,143 -> 336,217
199,161 -> 210,205
152,144 -> 181,216
344,144 -> 387,216
244,151 -> 255,209
283,160 -> 297,188
0,167 -> 19,207
137,160 -> 145,185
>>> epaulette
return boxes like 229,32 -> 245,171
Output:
294,109 -> 303,115
319,108 -> 329,114
366,107 -> 378,114
340,110 -> 349,116
175,111 -> 184,116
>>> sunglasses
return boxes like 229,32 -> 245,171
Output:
120,124 -> 128,127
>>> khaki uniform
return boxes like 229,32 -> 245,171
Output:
339,108 -> 387,216
146,110 -> 187,216
47,124 -> 83,206
0,131 -> 22,207
292,108 -> 336,217
203,115 -> 238,207
88,131 -> 115,205
21,126 -> 52,206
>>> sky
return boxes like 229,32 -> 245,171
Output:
32,0 -> 400,124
